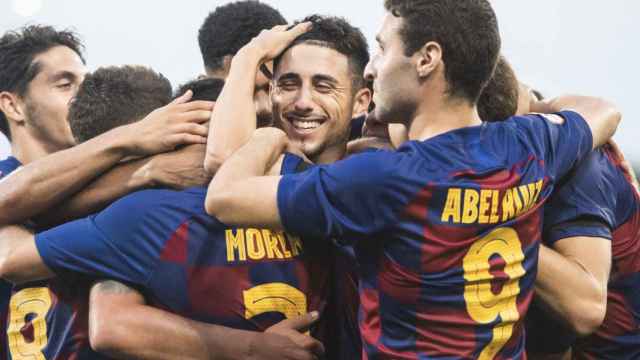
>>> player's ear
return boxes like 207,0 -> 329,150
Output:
0,91 -> 27,126
352,86 -> 372,118
414,41 -> 442,80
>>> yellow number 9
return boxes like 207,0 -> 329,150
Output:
243,283 -> 307,322
463,227 -> 525,360
7,287 -> 52,360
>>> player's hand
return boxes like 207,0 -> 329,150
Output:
136,144 -> 210,189
245,22 -> 313,63
247,312 -> 324,360
120,90 -> 213,156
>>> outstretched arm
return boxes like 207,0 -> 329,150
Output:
0,92 -> 212,227
89,280 -> 323,360
530,95 -> 621,149
204,23 -> 312,174
36,144 -> 209,227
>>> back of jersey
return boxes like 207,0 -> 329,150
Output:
341,112 -> 591,358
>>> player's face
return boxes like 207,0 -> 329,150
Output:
365,13 -> 421,125
272,44 -> 355,163
21,45 -> 86,151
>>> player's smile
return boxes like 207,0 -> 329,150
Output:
284,113 -> 327,136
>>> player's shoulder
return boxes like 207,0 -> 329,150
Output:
103,186 -> 207,220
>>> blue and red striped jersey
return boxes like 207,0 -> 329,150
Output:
6,278 -> 107,360
0,156 -> 21,360
277,112 -> 593,359
32,153 -> 335,344
539,143 -> 640,360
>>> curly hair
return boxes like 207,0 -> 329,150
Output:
198,1 -> 286,73
0,25 -> 85,140
174,77 -> 225,102
478,55 -> 519,122
275,15 -> 370,91
68,65 -> 172,143
384,0 -> 500,103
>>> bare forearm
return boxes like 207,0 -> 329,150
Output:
530,95 -> 621,148
0,128 -> 129,226
205,129 -> 286,227
207,129 -> 285,200
34,157 -> 151,227
205,48 -> 261,174
0,225 -> 54,283
535,244 -> 608,335
90,281 -> 254,360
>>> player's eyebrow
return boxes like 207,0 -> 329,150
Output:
276,72 -> 301,82
49,70 -> 78,83
312,74 -> 339,85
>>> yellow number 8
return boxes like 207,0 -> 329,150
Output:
463,227 -> 526,360
243,283 -> 307,322
7,287 -> 52,360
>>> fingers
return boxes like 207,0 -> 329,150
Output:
177,100 -> 215,112
287,21 -> 313,38
174,123 -> 209,138
167,133 -> 207,147
171,90 -> 193,105
275,311 -> 319,332
177,110 -> 213,124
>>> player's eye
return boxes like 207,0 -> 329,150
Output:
315,83 -> 334,93
56,82 -> 72,90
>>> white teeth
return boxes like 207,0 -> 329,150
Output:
292,119 -> 321,130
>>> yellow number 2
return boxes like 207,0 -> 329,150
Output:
7,287 -> 52,360
463,227 -> 526,360
243,283 -> 307,322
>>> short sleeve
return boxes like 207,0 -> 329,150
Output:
543,149 -> 617,244
277,150 -> 422,243
35,189 -> 196,286
511,111 -> 593,180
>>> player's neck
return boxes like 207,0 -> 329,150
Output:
408,94 -> 482,142
10,128 -> 54,164
312,143 -> 347,164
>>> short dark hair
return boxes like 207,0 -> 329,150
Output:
478,55 -> 519,122
0,25 -> 85,140
275,15 -> 370,91
174,77 -> 225,102
384,0 -> 501,103
68,65 -> 172,143
198,1 -> 286,73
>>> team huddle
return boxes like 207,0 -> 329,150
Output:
0,0 -> 637,359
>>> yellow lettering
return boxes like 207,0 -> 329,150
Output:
532,180 -> 543,203
463,227 -> 525,360
262,230 -> 284,259
502,189 -> 515,222
489,190 -> 500,224
518,185 -> 531,213
462,189 -> 480,224
478,190 -> 492,224
8,288 -> 52,360
226,229 -> 246,262
277,232 -> 293,258
512,187 -> 524,215
288,235 -> 303,257
441,188 -> 462,223
246,229 -> 266,260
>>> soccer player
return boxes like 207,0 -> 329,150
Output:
522,107 -> 640,359
0,16 -> 372,360
0,45 -> 213,358
204,1 -> 621,358
198,0 -> 286,128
